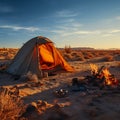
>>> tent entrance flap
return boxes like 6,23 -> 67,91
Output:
39,44 -> 55,70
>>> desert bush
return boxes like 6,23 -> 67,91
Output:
64,51 -> 85,61
74,55 -> 85,61
114,50 -> 120,55
0,87 -> 25,120
83,52 -> 94,59
0,48 -> 18,60
87,52 -> 94,58
104,55 -> 114,62
91,51 -> 100,57
71,52 -> 78,56
64,53 -> 73,61
61,49 -> 120,61
72,51 -> 85,61
64,45 -> 72,53
117,62 -> 120,67
76,52 -> 85,61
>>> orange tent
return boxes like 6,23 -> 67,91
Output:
7,36 -> 74,78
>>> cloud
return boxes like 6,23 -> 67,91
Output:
57,18 -> 75,24
74,30 -> 101,35
55,23 -> 82,31
51,25 -> 120,37
55,10 -> 78,18
109,29 -> 120,33
51,29 -> 101,37
102,34 -> 113,37
53,17 -> 83,32
116,16 -> 120,20
50,18 -> 101,36
100,29 -> 120,36
0,25 -> 39,32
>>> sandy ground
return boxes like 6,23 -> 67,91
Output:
0,59 -> 120,120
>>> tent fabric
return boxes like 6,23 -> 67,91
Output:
6,36 -> 74,78
39,43 -> 54,69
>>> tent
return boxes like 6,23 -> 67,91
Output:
7,36 -> 74,78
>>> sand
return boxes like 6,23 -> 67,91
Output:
0,59 -> 120,120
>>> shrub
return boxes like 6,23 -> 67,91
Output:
64,45 -> 72,53
83,52 -> 94,59
64,53 -> 73,61
0,87 -> 25,120
104,55 -> 114,62
117,62 -> 120,67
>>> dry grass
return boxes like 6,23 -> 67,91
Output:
117,62 -> 120,67
64,53 -> 73,61
60,49 -> 120,62
0,48 -> 18,60
0,87 -> 25,120
64,45 -> 72,54
103,55 -> 114,62
64,51 -> 85,61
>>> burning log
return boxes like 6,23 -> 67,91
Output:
85,64 -> 119,89
102,68 -> 119,86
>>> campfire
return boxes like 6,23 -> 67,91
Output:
88,64 -> 119,88
69,63 -> 119,93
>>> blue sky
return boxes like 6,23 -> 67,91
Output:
0,0 -> 120,49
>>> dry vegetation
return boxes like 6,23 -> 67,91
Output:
0,87 -> 24,120
0,48 -> 18,60
60,47 -> 120,62
0,47 -> 120,62
0,48 -> 19,70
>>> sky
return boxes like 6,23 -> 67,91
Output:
0,0 -> 120,49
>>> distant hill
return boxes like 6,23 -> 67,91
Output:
58,47 -> 95,50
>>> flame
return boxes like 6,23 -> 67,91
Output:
90,64 -> 119,86
102,68 -> 111,85
90,64 -> 98,75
